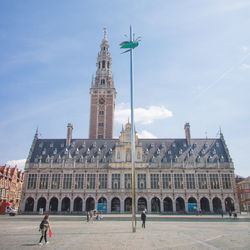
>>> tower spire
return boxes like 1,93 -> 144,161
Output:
103,26 -> 107,40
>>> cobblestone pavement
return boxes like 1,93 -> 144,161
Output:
0,214 -> 249,250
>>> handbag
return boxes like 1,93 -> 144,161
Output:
49,230 -> 52,237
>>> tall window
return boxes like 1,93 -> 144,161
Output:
137,174 -> 146,189
87,174 -> 96,189
162,173 -> 171,189
27,174 -> 37,189
186,174 -> 195,189
99,174 -> 107,189
51,174 -> 60,189
63,174 -> 72,189
125,174 -> 131,189
150,174 -> 159,189
222,174 -> 231,189
102,60 -> 105,68
174,174 -> 183,189
112,174 -> 120,189
74,174 -> 84,189
198,174 -> 208,189
101,79 -> 105,85
210,174 -> 220,189
39,174 -> 49,189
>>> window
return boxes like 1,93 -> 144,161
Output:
63,174 -> 72,189
137,174 -> 146,189
87,174 -> 96,189
112,174 -> 120,189
210,174 -> 220,189
99,174 -> 107,189
98,62 -> 100,69
99,111 -> 104,115
27,174 -> 37,189
186,174 -> 195,189
51,174 -> 60,189
222,174 -> 231,189
198,174 -> 208,189
174,174 -> 183,189
99,123 -> 104,127
162,173 -> 171,189
74,174 -> 84,189
98,135 -> 103,139
39,174 -> 49,189
150,174 -> 159,189
125,174 -> 131,189
102,60 -> 105,68
107,61 -> 110,68
101,79 -> 105,85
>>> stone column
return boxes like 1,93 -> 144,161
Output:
82,197 -> 86,212
58,199 -> 62,212
70,198 -> 74,212
173,198 -> 176,212
147,197 -> 151,213
120,198 -> 124,213
160,199 -> 164,213
34,198 -> 38,212
107,197 -> 111,213
46,198 -> 50,212
209,198 -> 213,212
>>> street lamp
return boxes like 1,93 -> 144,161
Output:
120,25 -> 140,233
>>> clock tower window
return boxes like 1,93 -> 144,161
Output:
102,60 -> 105,68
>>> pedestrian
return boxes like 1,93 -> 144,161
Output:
220,209 -> 224,218
86,211 -> 89,222
229,210 -> 232,218
233,210 -> 237,219
141,210 -> 146,228
38,214 -> 51,245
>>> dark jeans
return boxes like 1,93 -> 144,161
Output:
142,220 -> 146,228
39,229 -> 47,243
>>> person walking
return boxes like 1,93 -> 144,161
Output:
39,214 -> 51,245
141,210 -> 146,228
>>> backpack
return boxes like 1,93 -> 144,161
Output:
39,220 -> 45,230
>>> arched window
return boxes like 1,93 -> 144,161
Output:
102,60 -> 105,68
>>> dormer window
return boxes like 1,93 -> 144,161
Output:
174,155 -> 178,162
156,148 -> 160,155
42,149 -> 46,155
207,156 -> 213,163
79,155 -> 84,163
53,148 -> 57,155
97,148 -> 101,155
61,143 -> 64,148
196,155 -> 201,163
189,149 -> 194,155
201,149 -> 205,155
91,156 -> 95,163
46,155 -> 50,163
220,156 -> 224,162
145,148 -> 149,155
86,148 -> 90,155
193,143 -> 197,148
102,155 -> 106,163
57,155 -> 62,163
50,143 -> 53,148
216,142 -> 219,147
172,143 -> 176,148
75,148 -> 79,155
204,142 -> 208,148
212,149 -> 216,155
183,143 -> 187,147
179,149 -> 183,155
168,150 -> 172,155
64,148 -> 68,155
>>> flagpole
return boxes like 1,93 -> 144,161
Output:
129,25 -> 136,233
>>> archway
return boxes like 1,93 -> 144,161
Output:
98,197 -> 107,212
37,197 -> 46,212
225,197 -> 234,212
138,197 -> 147,212
49,197 -> 58,212
86,197 -> 95,211
25,197 -> 34,212
111,197 -> 120,212
124,197 -> 132,212
188,197 -> 197,212
212,197 -> 222,213
151,197 -> 160,213
176,197 -> 185,212
163,197 -> 173,212
61,197 -> 70,212
200,197 -> 210,212
73,197 -> 83,212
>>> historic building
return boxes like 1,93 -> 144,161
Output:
236,176 -> 250,212
20,30 -> 239,214
0,166 -> 24,210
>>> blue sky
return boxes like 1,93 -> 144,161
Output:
1,0 -> 250,177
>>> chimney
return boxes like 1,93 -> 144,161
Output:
184,123 -> 191,146
66,123 -> 73,147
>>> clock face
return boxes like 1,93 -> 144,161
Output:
99,97 -> 105,104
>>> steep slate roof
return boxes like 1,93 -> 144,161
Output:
28,137 -> 229,165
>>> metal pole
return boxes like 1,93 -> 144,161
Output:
130,25 -> 136,233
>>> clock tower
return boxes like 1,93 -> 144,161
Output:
89,28 -> 116,139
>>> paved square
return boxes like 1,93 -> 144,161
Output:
0,215 -> 249,249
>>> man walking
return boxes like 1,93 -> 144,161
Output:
141,210 -> 146,228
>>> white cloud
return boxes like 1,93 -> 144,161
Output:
137,130 -> 157,138
241,64 -> 250,70
5,159 -> 26,171
115,103 -> 173,125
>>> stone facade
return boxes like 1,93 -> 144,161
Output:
19,29 -> 239,214
0,166 -> 24,210
236,176 -> 250,212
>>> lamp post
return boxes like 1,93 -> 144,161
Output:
120,25 -> 140,232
